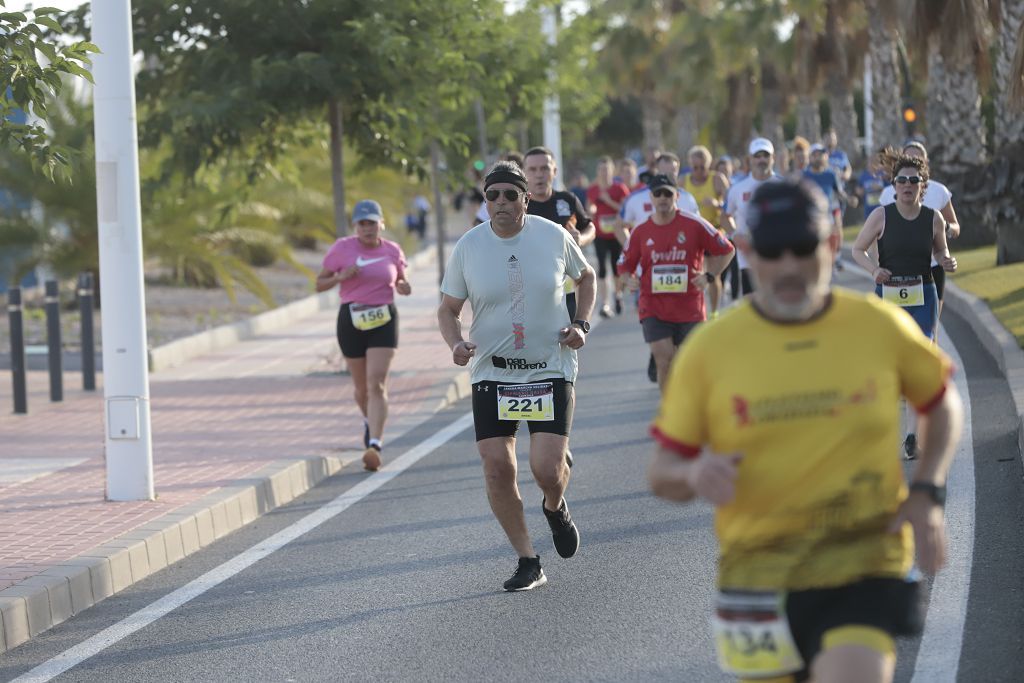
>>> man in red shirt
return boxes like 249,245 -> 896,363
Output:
587,156 -> 631,317
618,175 -> 734,389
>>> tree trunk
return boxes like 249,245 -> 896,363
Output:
429,139 -> 448,287
996,0 -> 1024,148
641,94 -> 664,151
672,104 -> 699,157
822,0 -> 858,159
760,63 -> 788,170
796,95 -> 821,142
724,70 -> 756,155
925,41 -> 987,177
994,0 -> 1024,263
867,1 -> 904,152
328,97 -> 347,237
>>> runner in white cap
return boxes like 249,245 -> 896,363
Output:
722,138 -> 782,295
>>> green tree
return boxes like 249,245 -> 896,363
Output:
0,1 -> 97,180
64,0 -> 527,238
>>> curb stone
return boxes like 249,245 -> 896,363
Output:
0,362 -> 471,655
941,281 -> 1024,460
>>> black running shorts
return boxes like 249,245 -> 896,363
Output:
336,303 -> 399,359
471,379 -> 574,442
931,264 -> 945,300
780,577 -> 922,682
594,238 -> 623,279
641,318 -> 700,345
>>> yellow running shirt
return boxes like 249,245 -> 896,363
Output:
652,288 -> 952,591
682,173 -> 721,226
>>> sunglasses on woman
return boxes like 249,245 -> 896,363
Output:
752,239 -> 820,260
894,175 -> 922,185
485,189 -> 523,202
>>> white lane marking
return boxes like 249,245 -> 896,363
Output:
837,257 -> 977,680
909,326 -> 975,682
12,412 -> 475,683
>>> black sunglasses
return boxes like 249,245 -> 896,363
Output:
485,189 -> 523,202
894,175 -> 922,185
651,188 -> 676,198
753,240 -> 820,260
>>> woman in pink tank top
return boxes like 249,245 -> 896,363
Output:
316,200 -> 411,471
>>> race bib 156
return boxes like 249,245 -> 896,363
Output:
350,304 -> 392,331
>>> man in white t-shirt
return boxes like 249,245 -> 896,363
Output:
438,160 -> 596,592
723,137 -> 782,295
619,152 -> 700,236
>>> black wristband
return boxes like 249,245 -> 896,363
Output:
909,482 -> 946,506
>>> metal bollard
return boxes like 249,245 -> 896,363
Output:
8,287 -> 27,413
45,279 -> 63,401
78,273 -> 96,391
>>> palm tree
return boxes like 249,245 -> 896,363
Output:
993,0 -> 1024,264
819,0 -> 866,157
865,0 -> 905,150
995,0 -> 1024,147
905,0 -> 994,176
793,15 -> 823,142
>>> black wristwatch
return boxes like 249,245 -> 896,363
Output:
572,319 -> 591,334
909,482 -> 946,506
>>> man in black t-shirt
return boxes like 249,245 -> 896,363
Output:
521,146 -> 593,472
521,146 -> 595,320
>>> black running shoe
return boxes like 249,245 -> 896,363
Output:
565,449 -> 574,469
647,354 -> 657,383
363,421 -> 370,449
615,295 -> 623,315
503,556 -> 547,592
543,497 -> 580,559
903,434 -> 918,461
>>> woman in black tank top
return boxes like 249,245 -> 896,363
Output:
851,152 -> 957,340
852,152 -> 958,459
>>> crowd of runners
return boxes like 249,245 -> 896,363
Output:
315,131 -> 965,682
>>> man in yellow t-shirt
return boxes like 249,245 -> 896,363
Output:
648,180 -> 963,683
682,145 -> 730,317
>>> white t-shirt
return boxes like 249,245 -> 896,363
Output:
620,187 -> 700,228
724,174 -> 781,269
878,180 -> 952,211
440,215 -> 590,384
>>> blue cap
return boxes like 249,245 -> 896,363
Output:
352,199 -> 383,223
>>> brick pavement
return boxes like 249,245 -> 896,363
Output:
0,247 -> 470,651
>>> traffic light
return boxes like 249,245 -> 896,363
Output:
902,103 -> 917,135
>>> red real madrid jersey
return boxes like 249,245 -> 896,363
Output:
618,211 -> 734,323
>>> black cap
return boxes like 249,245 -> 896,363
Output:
647,174 -> 677,191
747,180 -> 830,250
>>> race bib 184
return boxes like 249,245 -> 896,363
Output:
497,382 -> 555,421
350,303 -> 392,331
652,264 -> 688,294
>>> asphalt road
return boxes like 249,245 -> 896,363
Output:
2,272 -> 1022,682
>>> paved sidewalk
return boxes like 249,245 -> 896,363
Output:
0,246 -> 470,653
